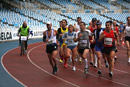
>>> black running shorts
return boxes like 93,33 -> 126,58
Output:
78,47 -> 89,54
125,36 -> 130,43
46,44 -> 57,53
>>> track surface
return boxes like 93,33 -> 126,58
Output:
1,42 -> 130,87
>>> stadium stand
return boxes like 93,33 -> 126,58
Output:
0,0 -> 130,30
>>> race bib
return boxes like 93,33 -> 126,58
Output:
21,36 -> 27,41
48,38 -> 54,44
104,38 -> 112,45
79,40 -> 87,47
126,31 -> 130,36
67,39 -> 73,43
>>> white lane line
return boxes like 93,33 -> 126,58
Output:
28,44 -> 130,87
27,44 -> 80,87
67,63 -> 130,87
1,47 -> 27,87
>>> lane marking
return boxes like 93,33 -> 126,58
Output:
28,44 -> 130,87
1,42 -> 42,87
27,44 -> 80,87
1,42 -> 129,87
1,47 -> 27,87
67,64 -> 130,87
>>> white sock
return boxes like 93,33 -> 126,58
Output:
95,54 -> 97,65
85,59 -> 88,68
128,58 -> 130,62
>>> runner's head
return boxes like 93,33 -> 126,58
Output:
89,20 -> 92,26
127,16 -> 130,24
120,21 -> 123,25
106,21 -> 112,31
46,21 -> 52,30
80,22 -> 86,31
68,25 -> 74,33
22,21 -> 27,28
96,20 -> 102,29
113,21 -> 117,26
92,18 -> 97,26
59,21 -> 62,27
77,17 -> 82,24
62,19 -> 67,28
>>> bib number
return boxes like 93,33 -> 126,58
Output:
48,39 -> 54,44
104,38 -> 112,45
79,40 -> 87,47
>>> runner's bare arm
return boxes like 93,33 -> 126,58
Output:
43,31 -> 46,42
54,30 -> 59,45
98,32 -> 105,42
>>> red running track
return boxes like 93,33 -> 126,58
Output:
2,42 -> 130,87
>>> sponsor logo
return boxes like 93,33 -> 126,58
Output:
0,32 -> 12,40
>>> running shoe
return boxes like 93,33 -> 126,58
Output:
55,64 -> 58,72
79,57 -> 82,62
73,66 -> 76,71
128,58 -> 130,64
90,62 -> 94,66
75,58 -> 77,62
109,72 -> 113,78
59,59 -> 63,63
105,61 -> 109,68
52,67 -> 56,74
64,64 -> 67,68
97,70 -> 102,75
94,63 -> 97,68
84,67 -> 89,74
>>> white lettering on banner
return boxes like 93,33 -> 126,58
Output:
34,31 -> 43,36
0,29 -> 44,42
0,32 -> 12,40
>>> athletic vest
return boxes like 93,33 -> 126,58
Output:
120,24 -> 124,31
75,22 -> 80,32
78,30 -> 91,48
65,32 -> 77,46
20,26 -> 29,36
114,26 -> 118,40
103,30 -> 114,47
90,25 -> 97,33
60,27 -> 68,44
125,25 -> 130,37
46,29 -> 56,45
61,27 -> 68,34
94,28 -> 104,45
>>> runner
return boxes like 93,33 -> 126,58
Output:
43,22 -> 58,74
93,20 -> 108,75
88,18 -> 97,67
57,19 -> 68,67
119,22 -> 124,41
74,17 -> 82,32
123,16 -> 130,63
62,25 -> 77,71
99,21 -> 117,77
74,22 -> 93,74
74,17 -> 82,62
112,21 -> 120,61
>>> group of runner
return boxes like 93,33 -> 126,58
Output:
42,16 -> 130,77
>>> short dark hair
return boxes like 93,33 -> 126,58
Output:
62,19 -> 67,25
80,22 -> 86,25
127,16 -> 130,21
106,21 -> 112,25
68,24 -> 74,31
77,17 -> 81,20
92,18 -> 97,22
